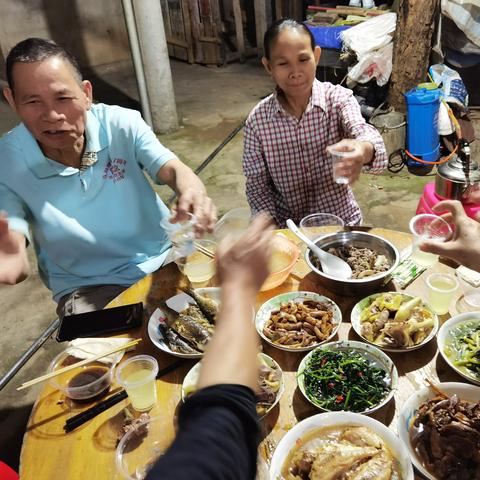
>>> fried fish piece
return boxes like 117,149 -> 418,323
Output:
169,314 -> 211,352
161,303 -> 212,352
183,288 -> 218,323
182,305 -> 214,334
159,323 -> 199,354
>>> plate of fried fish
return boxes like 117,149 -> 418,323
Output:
148,287 -> 220,358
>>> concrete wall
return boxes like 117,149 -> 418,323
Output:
0,0 -> 131,78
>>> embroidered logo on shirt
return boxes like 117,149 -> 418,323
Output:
103,158 -> 126,182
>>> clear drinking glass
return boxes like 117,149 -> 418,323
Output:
426,272 -> 459,315
409,214 -> 452,267
213,207 -> 251,241
299,213 -> 345,241
175,239 -> 216,285
116,355 -> 159,412
327,145 -> 355,185
160,212 -> 196,258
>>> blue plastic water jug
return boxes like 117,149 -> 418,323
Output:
404,86 -> 441,167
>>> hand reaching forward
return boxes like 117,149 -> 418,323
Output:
420,200 -> 480,272
0,212 -> 29,284
327,139 -> 375,184
215,214 -> 274,292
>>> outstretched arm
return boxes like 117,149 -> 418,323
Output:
157,159 -> 217,236
0,213 -> 29,284
198,213 -> 273,391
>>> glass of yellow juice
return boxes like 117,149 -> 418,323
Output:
409,214 -> 452,268
116,355 -> 159,412
176,239 -> 216,285
426,273 -> 459,315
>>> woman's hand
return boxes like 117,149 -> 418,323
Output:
327,139 -> 374,184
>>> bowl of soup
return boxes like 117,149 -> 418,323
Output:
260,234 -> 300,291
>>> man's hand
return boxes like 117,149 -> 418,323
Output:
158,159 -> 217,236
327,139 -> 375,184
172,187 -> 216,237
215,214 -> 274,292
420,200 -> 480,272
0,212 -> 29,284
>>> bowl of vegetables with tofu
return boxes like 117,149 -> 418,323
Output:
297,340 -> 397,414
351,292 -> 438,352
437,312 -> 480,385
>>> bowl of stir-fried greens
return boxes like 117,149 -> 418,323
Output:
438,312 -> 480,385
297,340 -> 397,414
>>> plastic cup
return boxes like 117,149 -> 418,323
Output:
213,207 -> 251,241
176,239 -> 216,285
299,213 -> 345,241
426,272 -> 459,315
409,214 -> 452,267
116,355 -> 159,412
160,212 -> 196,258
327,145 -> 355,185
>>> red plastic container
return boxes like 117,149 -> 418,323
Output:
416,183 -> 480,219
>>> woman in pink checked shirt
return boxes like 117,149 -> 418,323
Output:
243,19 -> 388,227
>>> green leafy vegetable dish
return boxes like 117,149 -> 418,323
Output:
444,320 -> 480,381
298,341 -> 396,414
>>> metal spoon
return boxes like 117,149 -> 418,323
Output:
286,219 -> 352,279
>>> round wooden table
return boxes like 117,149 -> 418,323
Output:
19,228 -> 472,479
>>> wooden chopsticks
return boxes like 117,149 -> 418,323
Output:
194,241 -> 215,259
17,339 -> 142,390
63,358 -> 186,432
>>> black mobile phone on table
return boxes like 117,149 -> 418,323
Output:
56,302 -> 144,342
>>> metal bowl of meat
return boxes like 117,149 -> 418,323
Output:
305,231 -> 400,296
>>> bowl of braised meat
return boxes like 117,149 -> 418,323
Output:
305,231 -> 400,296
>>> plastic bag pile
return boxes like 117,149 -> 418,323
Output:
340,12 -> 397,87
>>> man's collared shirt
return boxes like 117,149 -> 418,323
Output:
243,79 -> 387,227
0,103 -> 175,301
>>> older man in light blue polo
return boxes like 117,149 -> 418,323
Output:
0,38 -> 216,316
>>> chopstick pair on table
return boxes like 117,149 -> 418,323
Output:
64,358 -> 186,433
17,339 -> 142,391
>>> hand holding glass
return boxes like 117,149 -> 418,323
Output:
160,212 -> 196,258
176,239 -> 216,284
409,214 -> 452,267
327,145 -> 355,185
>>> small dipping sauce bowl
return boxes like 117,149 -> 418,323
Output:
48,342 -> 115,401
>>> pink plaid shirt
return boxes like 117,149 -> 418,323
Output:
243,79 -> 387,227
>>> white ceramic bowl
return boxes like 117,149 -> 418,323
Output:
255,291 -> 342,352
270,411 -> 414,480
297,340 -> 397,414
351,292 -> 439,352
437,311 -> 480,385
181,352 -> 285,418
148,287 -> 220,359
397,382 -> 480,480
